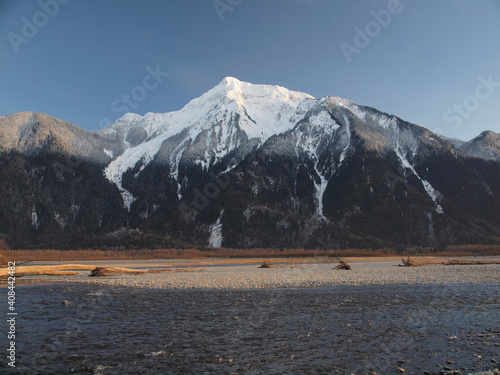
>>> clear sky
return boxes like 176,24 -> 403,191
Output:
1,0 -> 499,141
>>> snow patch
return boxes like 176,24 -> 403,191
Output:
347,104 -> 366,122
243,208 -> 253,222
103,149 -> 113,158
104,165 -> 136,211
421,180 -> 444,214
482,181 -> 493,196
120,190 -> 136,211
395,142 -> 444,214
251,184 -> 259,196
339,99 -> 398,130
294,111 -> 343,220
338,115 -> 352,165
426,212 -> 435,238
308,111 -> 339,131
378,116 -> 397,129
208,211 -> 224,248
315,173 -> 328,220
54,212 -> 66,228
31,207 -> 39,229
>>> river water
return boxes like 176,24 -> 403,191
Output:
1,283 -> 499,374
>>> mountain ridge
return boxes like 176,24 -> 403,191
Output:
459,130 -> 500,162
1,77 -> 499,249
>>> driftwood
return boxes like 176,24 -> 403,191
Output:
88,266 -> 148,277
0,264 -> 96,278
334,260 -> 352,270
399,256 -> 444,267
0,264 -> 147,279
90,267 -> 111,277
400,255 -> 415,267
398,257 -> 500,267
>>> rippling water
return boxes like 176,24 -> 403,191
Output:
1,283 -> 499,374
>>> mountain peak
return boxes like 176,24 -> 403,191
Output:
479,130 -> 498,139
212,77 -> 314,102
218,76 -> 242,87
460,129 -> 500,162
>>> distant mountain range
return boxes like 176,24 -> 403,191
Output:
1,77 -> 499,249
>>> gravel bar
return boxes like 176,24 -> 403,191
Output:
22,259 -> 500,289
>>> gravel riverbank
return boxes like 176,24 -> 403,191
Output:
16,258 -> 500,289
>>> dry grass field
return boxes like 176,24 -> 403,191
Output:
0,244 -> 499,263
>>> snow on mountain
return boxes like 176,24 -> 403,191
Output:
103,77 -> 315,208
284,99 -> 350,219
208,210 -> 224,247
326,98 -> 451,213
0,111 -> 121,164
2,81 -> 500,250
98,77 -> 497,216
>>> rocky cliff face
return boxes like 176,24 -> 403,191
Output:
1,78 -> 499,249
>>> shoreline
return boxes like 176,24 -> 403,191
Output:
5,255 -> 500,290
11,254 -> 500,267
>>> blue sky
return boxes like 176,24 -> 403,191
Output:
1,0 -> 499,141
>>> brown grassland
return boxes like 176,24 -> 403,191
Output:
1,244 -> 499,262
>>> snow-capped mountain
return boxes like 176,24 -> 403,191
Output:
1,77 -> 499,249
99,77 -> 315,208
